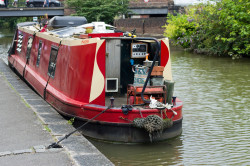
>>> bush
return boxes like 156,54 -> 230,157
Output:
163,0 -> 250,58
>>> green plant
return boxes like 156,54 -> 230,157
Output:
66,0 -> 130,24
0,17 -> 33,29
67,117 -> 75,125
163,0 -> 250,58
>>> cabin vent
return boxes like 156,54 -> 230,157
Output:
105,78 -> 118,92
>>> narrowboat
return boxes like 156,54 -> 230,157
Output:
8,16 -> 183,143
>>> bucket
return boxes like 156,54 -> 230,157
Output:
143,61 -> 159,67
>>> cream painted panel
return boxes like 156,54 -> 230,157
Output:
162,38 -> 173,81
89,40 -> 105,103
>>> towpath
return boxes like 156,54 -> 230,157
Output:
0,59 -> 113,166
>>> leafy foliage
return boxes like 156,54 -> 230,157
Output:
66,0 -> 130,24
164,0 -> 250,58
0,17 -> 33,29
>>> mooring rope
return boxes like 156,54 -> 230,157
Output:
43,76 -> 51,100
43,40 -> 62,100
137,107 -> 143,118
47,105 -> 111,149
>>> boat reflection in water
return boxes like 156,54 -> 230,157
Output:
88,136 -> 183,165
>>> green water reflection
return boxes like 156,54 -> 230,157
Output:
0,28 -> 13,63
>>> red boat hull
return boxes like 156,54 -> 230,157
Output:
8,25 -> 183,143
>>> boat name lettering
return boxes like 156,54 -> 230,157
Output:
81,40 -> 89,45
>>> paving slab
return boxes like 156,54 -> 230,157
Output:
13,149 -> 33,155
19,93 -> 42,100
0,59 -> 114,166
48,123 -> 76,135
25,99 -> 48,106
0,152 -> 74,166
33,105 -> 58,114
39,113 -> 68,124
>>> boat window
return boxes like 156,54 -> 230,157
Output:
26,37 -> 33,60
36,41 -> 42,67
48,46 -> 58,78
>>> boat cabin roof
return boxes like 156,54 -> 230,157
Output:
17,23 -> 167,48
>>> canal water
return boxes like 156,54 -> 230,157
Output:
1,29 -> 249,165
0,29 -> 12,64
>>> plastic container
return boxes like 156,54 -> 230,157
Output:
133,66 -> 149,86
150,76 -> 164,86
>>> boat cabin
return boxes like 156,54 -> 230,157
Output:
8,16 -> 182,143
9,16 -> 172,108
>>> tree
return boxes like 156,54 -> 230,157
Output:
66,0 -> 130,24
0,17 -> 33,29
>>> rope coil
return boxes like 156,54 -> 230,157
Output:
133,114 -> 173,142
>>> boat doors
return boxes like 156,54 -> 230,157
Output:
105,39 -> 121,93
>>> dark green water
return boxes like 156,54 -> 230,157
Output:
1,29 -> 249,165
